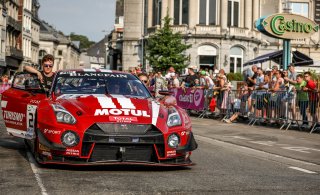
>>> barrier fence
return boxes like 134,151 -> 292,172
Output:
171,87 -> 320,134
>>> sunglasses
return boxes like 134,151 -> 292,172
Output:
141,80 -> 148,83
43,64 -> 53,68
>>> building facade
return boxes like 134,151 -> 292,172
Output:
119,0 -> 320,73
39,20 -> 81,72
81,36 -> 107,69
107,0 -> 124,70
0,0 -> 7,75
5,0 -> 23,75
30,0 -> 40,68
19,0 -> 32,67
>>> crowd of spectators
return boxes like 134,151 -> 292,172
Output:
129,63 -> 319,130
224,64 -> 319,129
129,64 -> 233,113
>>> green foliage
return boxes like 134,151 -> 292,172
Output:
146,15 -> 191,72
226,73 -> 244,81
69,32 -> 95,49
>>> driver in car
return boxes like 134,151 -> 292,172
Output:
24,54 -> 55,92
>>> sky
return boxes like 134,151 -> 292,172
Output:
38,0 -> 116,42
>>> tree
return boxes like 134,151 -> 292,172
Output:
146,15 -> 191,72
69,33 -> 95,49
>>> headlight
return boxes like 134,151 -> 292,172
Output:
168,134 -> 180,148
61,130 -> 79,147
52,104 -> 76,124
167,107 -> 182,127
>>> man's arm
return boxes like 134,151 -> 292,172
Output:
284,77 -> 297,84
24,65 -> 43,82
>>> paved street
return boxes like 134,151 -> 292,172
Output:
1,115 -> 320,194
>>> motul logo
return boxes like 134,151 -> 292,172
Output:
94,108 -> 150,117
95,96 -> 151,117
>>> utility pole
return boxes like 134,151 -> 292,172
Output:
282,0 -> 292,70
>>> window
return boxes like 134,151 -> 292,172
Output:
199,0 -> 216,25
152,0 -> 162,26
227,0 -> 239,27
198,45 -> 217,71
229,47 -> 243,73
290,2 -> 309,18
58,50 -> 63,56
174,0 -> 189,25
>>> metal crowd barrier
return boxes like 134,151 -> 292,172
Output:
170,87 -> 319,134
241,89 -> 319,134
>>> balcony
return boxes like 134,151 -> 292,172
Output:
7,16 -> 22,32
229,27 -> 248,37
147,25 -> 160,34
195,25 -> 221,35
5,46 -> 23,60
170,25 -> 188,33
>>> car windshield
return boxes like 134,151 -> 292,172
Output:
53,71 -> 151,98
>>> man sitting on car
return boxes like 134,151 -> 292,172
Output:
24,54 -> 55,92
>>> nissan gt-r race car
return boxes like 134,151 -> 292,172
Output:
1,69 -> 197,166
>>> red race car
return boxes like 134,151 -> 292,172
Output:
1,69 -> 197,166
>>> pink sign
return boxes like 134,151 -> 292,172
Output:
170,88 -> 205,111
0,83 -> 10,94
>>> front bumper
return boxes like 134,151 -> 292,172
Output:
36,124 -> 197,166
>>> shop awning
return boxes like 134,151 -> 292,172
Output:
243,50 -> 313,67
292,50 -> 314,66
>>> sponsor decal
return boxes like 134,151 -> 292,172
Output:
60,72 -> 128,78
180,131 -> 190,137
3,111 -> 25,122
6,128 -> 27,139
152,101 -> 160,125
109,116 -> 138,123
166,150 -> 176,157
95,96 -> 150,117
97,96 -> 116,108
95,108 -> 150,117
178,90 -> 203,105
1,100 -> 8,108
193,90 -> 203,107
44,129 -> 61,135
65,149 -> 80,156
179,94 -> 193,103
29,100 -> 41,104
114,95 -> 136,109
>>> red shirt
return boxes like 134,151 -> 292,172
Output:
306,80 -> 317,100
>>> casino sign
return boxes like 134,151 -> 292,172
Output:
258,13 -> 319,40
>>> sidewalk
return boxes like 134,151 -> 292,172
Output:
191,117 -> 320,165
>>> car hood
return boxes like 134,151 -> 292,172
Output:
55,94 -> 163,125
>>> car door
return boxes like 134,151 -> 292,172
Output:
1,73 -> 47,139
